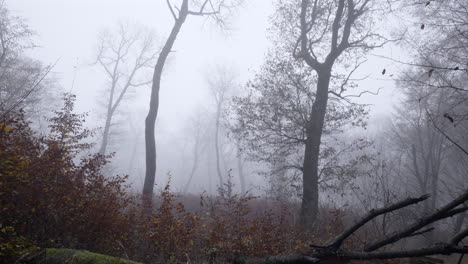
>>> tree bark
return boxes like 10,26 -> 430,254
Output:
236,138 -> 246,193
300,67 -> 332,229
143,0 -> 189,207
99,114 -> 112,155
183,126 -> 201,193
98,46 -> 120,155
214,102 -> 224,190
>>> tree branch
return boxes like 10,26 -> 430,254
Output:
365,188 -> 468,252
166,0 -> 178,21
327,194 -> 429,249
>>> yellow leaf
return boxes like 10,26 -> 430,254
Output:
2,125 -> 12,132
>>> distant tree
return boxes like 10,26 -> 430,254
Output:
94,22 -> 157,155
0,2 -> 54,119
183,108 -> 209,193
390,59 -> 468,243
143,0 -> 242,206
389,0 -> 468,240
393,69 -> 448,207
235,137 -> 246,193
393,0 -> 468,153
206,65 -> 238,189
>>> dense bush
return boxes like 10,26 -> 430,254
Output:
140,179 -> 308,263
0,94 -> 133,258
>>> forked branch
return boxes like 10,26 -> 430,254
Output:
235,188 -> 468,264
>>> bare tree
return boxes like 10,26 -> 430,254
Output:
0,1 -> 33,69
0,2 -> 55,119
385,0 -> 468,153
143,0 -> 242,205
183,109 -> 209,193
95,23 -> 157,155
206,65 -> 237,189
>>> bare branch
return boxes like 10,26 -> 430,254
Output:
365,188 -> 468,252
327,194 -> 429,249
330,0 -> 345,50
339,245 -> 468,260
0,59 -> 58,120
344,87 -> 382,98
428,113 -> 468,156
166,0 -> 178,21
451,228 -> 468,245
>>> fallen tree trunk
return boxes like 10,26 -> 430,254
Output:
27,248 -> 141,264
235,190 -> 468,264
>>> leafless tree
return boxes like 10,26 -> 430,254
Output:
183,109 -> 209,193
206,65 -> 237,190
385,0 -> 468,154
143,0 -> 242,205
0,2 -> 55,119
94,22 -> 157,155
387,60 -> 468,245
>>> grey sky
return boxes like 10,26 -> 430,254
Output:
7,0 -> 402,192
8,0 -> 273,114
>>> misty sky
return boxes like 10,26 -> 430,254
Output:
8,0 -> 273,114
7,0 -> 404,192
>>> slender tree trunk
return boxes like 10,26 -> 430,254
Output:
183,131 -> 200,193
99,115 -> 112,155
99,57 -> 119,155
214,103 -> 224,189
143,0 -> 188,208
300,67 -> 331,229
127,133 -> 139,175
183,155 -> 199,193
236,138 -> 246,193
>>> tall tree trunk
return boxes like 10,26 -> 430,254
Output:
183,130 -> 201,193
300,67 -> 331,229
99,52 -> 120,155
127,134 -> 139,176
99,115 -> 112,155
183,154 -> 199,193
214,103 -> 224,189
143,0 -> 188,208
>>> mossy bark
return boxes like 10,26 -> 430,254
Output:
32,248 -> 141,264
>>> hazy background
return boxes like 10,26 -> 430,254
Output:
7,0 -> 402,193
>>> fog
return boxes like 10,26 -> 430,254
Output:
7,0 -> 403,194
2,0 -> 468,262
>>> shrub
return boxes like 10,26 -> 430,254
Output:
143,177 -> 307,263
0,94 -> 133,260
145,182 -> 201,263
